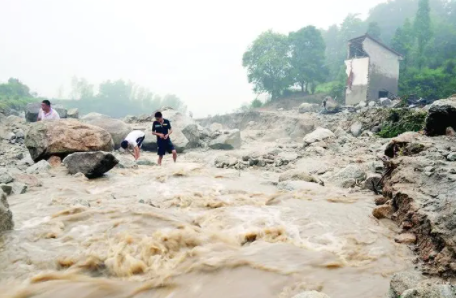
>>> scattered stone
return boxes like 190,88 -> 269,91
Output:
11,182 -> 27,195
299,103 -> 319,113
0,184 -> 12,195
425,98 -> 456,136
25,102 -> 41,122
375,196 -> 388,206
5,132 -> 15,142
303,128 -> 335,145
350,121 -> 363,137
0,189 -> 14,232
324,97 -> 340,113
67,108 -> 79,119
26,160 -> 51,174
279,170 -> 324,185
15,152 -> 24,160
209,129 -> 241,150
333,165 -> 366,188
63,151 -> 119,178
447,153 -> 456,161
47,156 -> 62,167
357,101 -> 367,108
368,101 -> 377,107
373,204 -> 394,219
395,233 -> 417,244
380,98 -> 392,107
0,169 -> 14,184
401,285 -> 456,298
292,291 -> 331,298
53,106 -> 68,118
214,155 -> 238,168
363,173 -> 382,191
25,119 -> 114,162
116,156 -> 139,169
446,127 -> 456,137
13,174 -> 42,187
389,271 -> 423,298
277,180 -> 325,192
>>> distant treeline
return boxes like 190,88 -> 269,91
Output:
58,77 -> 187,118
243,0 -> 456,107
0,77 -> 187,118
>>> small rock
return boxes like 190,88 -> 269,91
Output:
139,199 -> 145,204
12,182 -> 27,195
15,152 -> 24,160
364,173 -> 382,191
350,121 -> 363,137
5,132 -> 16,141
63,152 -> 119,178
15,129 -> 25,139
368,101 -> 377,107
26,160 -> 51,174
389,272 -> 423,298
395,233 -> 417,244
0,184 -> 13,195
0,169 -> 14,184
373,204 -> 394,219
47,156 -> 62,167
375,196 -> 388,205
447,153 -> 456,161
450,168 -> 456,174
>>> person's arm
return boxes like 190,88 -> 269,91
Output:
133,146 -> 140,160
152,122 -> 164,138
165,121 -> 173,139
37,110 -> 42,121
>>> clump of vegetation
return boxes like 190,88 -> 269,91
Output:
378,109 -> 427,138
0,78 -> 37,112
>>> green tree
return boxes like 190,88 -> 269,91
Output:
70,77 -> 94,100
391,18 -> 415,69
289,26 -> 327,93
251,98 -> 263,108
242,30 -> 292,99
414,0 -> 432,69
367,22 -> 382,39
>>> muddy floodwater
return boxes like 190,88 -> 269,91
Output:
0,152 -> 414,298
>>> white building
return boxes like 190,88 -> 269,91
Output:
345,34 -> 403,106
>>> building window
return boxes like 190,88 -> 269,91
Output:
379,91 -> 389,99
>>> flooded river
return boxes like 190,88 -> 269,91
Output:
0,152 -> 414,298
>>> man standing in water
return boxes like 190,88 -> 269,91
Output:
37,100 -> 60,121
152,111 -> 177,165
120,130 -> 146,161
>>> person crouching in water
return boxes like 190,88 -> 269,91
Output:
120,130 -> 146,161
152,111 -> 177,165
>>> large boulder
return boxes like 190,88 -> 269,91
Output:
82,117 -> 131,149
333,165 -> 366,188
25,102 -> 41,122
299,103 -> 319,113
424,97 -> 456,136
208,129 -> 241,150
63,151 -> 119,178
303,128 -> 335,145
25,119 -> 114,162
142,109 -> 201,153
53,106 -> 68,118
0,190 -> 13,232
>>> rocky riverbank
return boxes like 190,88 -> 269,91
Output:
1,98 -> 456,297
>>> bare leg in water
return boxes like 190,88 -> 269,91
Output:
158,155 -> 163,166
172,150 -> 177,163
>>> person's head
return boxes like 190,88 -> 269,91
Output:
120,140 -> 129,150
41,100 -> 51,112
155,111 -> 163,121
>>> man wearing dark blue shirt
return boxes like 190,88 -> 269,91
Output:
152,111 -> 177,165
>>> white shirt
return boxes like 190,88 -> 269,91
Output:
38,108 -> 60,121
124,130 -> 145,147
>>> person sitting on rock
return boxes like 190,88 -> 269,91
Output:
37,100 -> 60,121
152,111 -> 177,165
120,130 -> 146,161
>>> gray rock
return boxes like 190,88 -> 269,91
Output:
5,132 -> 16,141
67,108 -> 79,119
0,169 -> 14,184
368,101 -> 377,107
303,128 -> 335,145
11,182 -> 27,195
14,129 -> 25,139
26,160 -> 51,174
209,129 -> 241,150
333,165 -> 366,188
425,98 -> 456,136
63,151 -> 119,178
292,291 -> 331,298
380,98 -> 393,107
279,170 -> 324,185
82,116 -> 132,149
350,121 -> 363,137
324,97 -> 340,113
214,155 -> 238,168
401,285 -> 456,298
277,180 -> 325,192
299,103 -> 319,113
0,184 -> 12,195
80,112 -> 111,122
25,102 -> 41,122
116,156 -> 138,169
447,153 -> 456,161
363,173 -> 382,191
0,189 -> 13,232
357,101 -> 367,108
53,106 -> 67,118
389,272 -> 423,298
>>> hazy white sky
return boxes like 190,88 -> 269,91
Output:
0,0 -> 385,117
